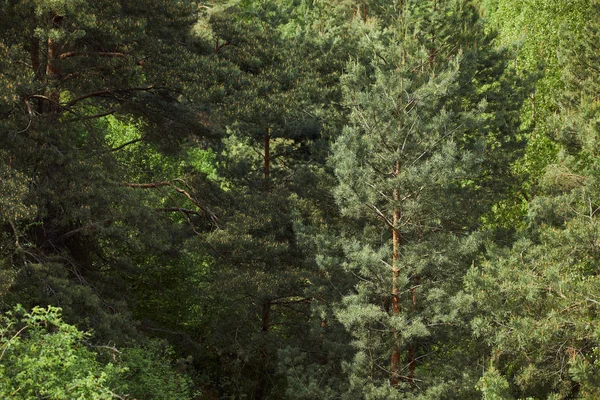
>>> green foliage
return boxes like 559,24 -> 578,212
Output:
325,1 -> 522,397
477,366 -> 512,400
0,305 -> 118,399
0,305 -> 194,399
115,341 -> 195,400
467,7 -> 600,399
483,0 -> 592,189
467,156 -> 600,397
2,0 -> 600,397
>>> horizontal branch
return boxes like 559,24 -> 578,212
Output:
155,207 -> 203,216
122,181 -> 170,189
59,219 -> 113,240
59,51 -> 126,59
64,86 -> 155,109
65,109 -> 116,123
271,298 -> 311,305
109,136 -> 144,152
26,94 -> 59,105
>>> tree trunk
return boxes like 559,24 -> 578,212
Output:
390,160 -> 402,386
44,13 -> 63,117
408,274 -> 419,384
264,127 -> 271,182
255,299 -> 271,400
428,0 -> 438,69
31,37 -> 42,81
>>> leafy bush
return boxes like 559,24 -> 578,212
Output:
0,305 -> 118,399
0,305 -> 195,399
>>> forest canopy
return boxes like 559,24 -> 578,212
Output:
1,0 -> 600,398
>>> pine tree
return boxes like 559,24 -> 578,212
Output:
176,2 -> 344,397
467,4 -> 600,398
0,0 -> 218,340
326,1 -> 525,397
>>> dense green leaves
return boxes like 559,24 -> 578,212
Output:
0,305 -> 193,399
2,0 -> 600,398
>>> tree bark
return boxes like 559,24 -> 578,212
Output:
390,160 -> 402,386
255,299 -> 271,400
46,14 -> 63,115
30,37 -> 42,81
261,299 -> 271,333
408,275 -> 419,384
264,127 -> 271,183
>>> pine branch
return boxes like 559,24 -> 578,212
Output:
58,51 -> 126,59
64,86 -> 155,109
59,220 -> 113,240
109,136 -> 144,152
155,207 -> 203,216
366,203 -> 395,229
122,180 -> 219,227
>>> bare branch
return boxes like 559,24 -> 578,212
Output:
66,109 -> 116,123
64,86 -> 154,109
155,207 -> 203,216
0,326 -> 29,361
109,136 -> 144,152
122,181 -> 171,189
366,203 -> 395,230
59,51 -> 126,60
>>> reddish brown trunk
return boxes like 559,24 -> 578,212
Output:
46,38 -> 60,114
390,160 -> 402,386
30,36 -> 46,114
45,14 -> 62,116
264,127 -> 270,181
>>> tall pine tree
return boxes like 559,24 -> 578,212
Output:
327,1 -> 525,397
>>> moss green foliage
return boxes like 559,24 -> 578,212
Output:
0,305 -> 118,399
2,0 -> 600,398
0,305 -> 193,399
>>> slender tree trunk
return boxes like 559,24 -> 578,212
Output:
390,160 -> 402,386
428,0 -> 438,68
30,36 -> 45,114
45,13 -> 62,117
31,37 -> 42,81
255,299 -> 271,400
256,126 -> 272,398
264,127 -> 271,182
408,274 -> 419,384
261,299 -> 271,333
